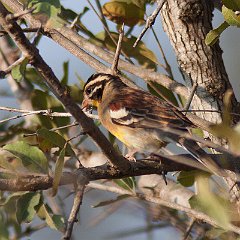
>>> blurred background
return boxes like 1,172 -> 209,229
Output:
0,0 -> 240,239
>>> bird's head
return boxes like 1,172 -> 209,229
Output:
82,73 -> 123,110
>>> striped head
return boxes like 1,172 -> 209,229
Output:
82,73 -> 125,110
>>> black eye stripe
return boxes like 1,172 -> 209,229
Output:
85,82 -> 103,95
86,87 -> 92,95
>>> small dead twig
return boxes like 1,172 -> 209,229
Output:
133,0 -> 166,48
183,82 -> 198,112
148,81 -> 176,106
181,109 -> 240,117
63,176 -> 88,240
0,27 -> 39,37
0,56 -> 26,79
6,7 -> 35,21
88,182 -> 240,235
182,218 -> 195,240
150,26 -> 173,78
87,0 -> 132,63
70,14 -> 80,29
0,106 -> 99,125
94,0 -> 109,31
111,23 -> 124,74
23,122 -> 80,137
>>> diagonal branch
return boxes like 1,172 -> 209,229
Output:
88,182 -> 240,235
111,23 -> 124,74
64,175 -> 88,240
0,2 -> 130,171
133,0 -> 166,47
0,153 -> 238,192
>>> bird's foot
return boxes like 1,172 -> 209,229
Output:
125,153 -> 137,162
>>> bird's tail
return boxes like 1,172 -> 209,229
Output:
180,138 -> 227,177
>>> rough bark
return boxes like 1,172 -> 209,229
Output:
160,0 -> 239,126
160,0 -> 240,208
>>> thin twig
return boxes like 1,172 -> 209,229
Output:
67,131 -> 86,142
150,26 -> 173,78
63,176 -> 88,239
32,25 -> 42,46
182,218 -> 195,240
0,27 -> 39,37
161,126 -> 239,160
0,106 -> 99,124
133,0 -> 166,48
0,56 -> 26,79
23,122 -> 79,137
148,81 -> 176,106
183,82 -> 198,112
0,2 -> 130,171
181,109 -> 240,117
94,0 -> 109,31
111,23 -> 124,74
6,7 -> 35,21
70,14 -> 80,29
87,0 -> 132,63
88,182 -> 240,235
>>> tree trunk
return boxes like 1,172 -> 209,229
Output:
160,0 -> 240,209
160,0 -> 239,126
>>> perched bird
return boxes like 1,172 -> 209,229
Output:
82,73 -> 223,175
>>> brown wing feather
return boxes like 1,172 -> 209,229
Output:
109,88 -> 193,130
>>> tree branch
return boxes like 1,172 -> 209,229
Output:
0,153 -> 237,192
0,2 -> 130,171
88,182 -> 240,235
2,0 -> 221,133
133,0 -> 166,47
64,175 -> 88,240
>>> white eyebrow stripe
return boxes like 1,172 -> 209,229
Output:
87,76 -> 109,88
89,84 -> 103,97
110,108 -> 129,119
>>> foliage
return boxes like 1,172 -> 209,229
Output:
206,0 -> 240,45
0,0 -> 239,239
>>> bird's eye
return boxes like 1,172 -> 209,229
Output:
86,87 -> 92,95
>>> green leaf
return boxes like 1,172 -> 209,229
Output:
0,192 -> 28,206
69,84 -> 83,104
91,32 -> 158,70
37,203 -> 65,231
52,147 -> 65,196
147,82 -> 178,106
36,128 -> 76,157
205,21 -> 230,46
92,194 -> 130,208
16,192 -> 41,223
205,228 -> 227,239
0,218 -> 9,240
222,0 -> 240,11
210,90 -> 240,154
102,1 -> 145,26
61,61 -> 69,85
25,67 -> 48,90
28,0 -> 63,27
28,0 -> 61,17
114,177 -> 136,191
11,58 -> 28,82
31,90 -> 70,130
60,6 -> 89,25
222,5 -> 240,27
189,175 -> 230,228
177,170 -> 197,187
3,141 -> 48,173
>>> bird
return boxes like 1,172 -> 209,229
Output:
81,73 -> 224,176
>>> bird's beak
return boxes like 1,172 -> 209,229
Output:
81,97 -> 90,111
